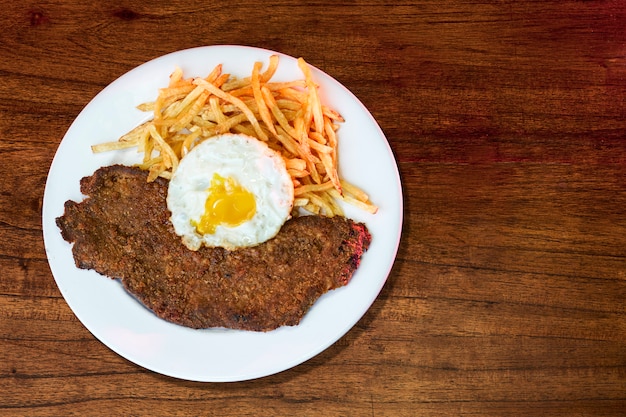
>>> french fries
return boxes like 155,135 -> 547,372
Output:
92,55 -> 378,216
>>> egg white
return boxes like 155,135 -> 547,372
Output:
167,133 -> 294,250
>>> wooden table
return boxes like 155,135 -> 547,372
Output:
2,1 -> 626,415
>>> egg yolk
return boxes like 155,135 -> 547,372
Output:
193,173 -> 256,234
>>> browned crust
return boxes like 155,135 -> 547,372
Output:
56,165 -> 371,331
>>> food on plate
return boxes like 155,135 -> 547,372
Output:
56,165 -> 371,331
167,133 -> 294,250
92,55 -> 378,216
57,55 -> 377,331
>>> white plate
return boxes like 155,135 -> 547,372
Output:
42,45 -> 403,382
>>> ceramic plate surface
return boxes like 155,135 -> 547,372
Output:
42,45 -> 403,382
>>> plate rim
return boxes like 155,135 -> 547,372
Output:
42,44 -> 404,382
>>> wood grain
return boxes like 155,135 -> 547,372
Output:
1,0 -> 626,415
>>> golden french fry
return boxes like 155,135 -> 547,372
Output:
92,55 -> 378,215
163,84 -> 206,120
91,139 -> 139,153
193,78 -> 268,141
320,152 -> 341,193
204,63 -> 223,84
262,87 -> 297,140
285,158 -> 306,171
212,113 -> 248,136
168,66 -> 184,86
330,189 -> 378,214
340,179 -> 371,202
148,124 -> 179,173
252,61 -> 277,135
297,58 -> 324,134
294,181 -> 334,196
301,192 -> 334,217
307,138 -> 333,154
288,169 -> 309,178
170,90 -> 210,132
260,55 -> 279,82
322,106 -> 344,122
293,197 -> 309,207
266,80 -> 306,92
181,127 -> 203,156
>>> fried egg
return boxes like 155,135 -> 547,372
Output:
167,133 -> 294,250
